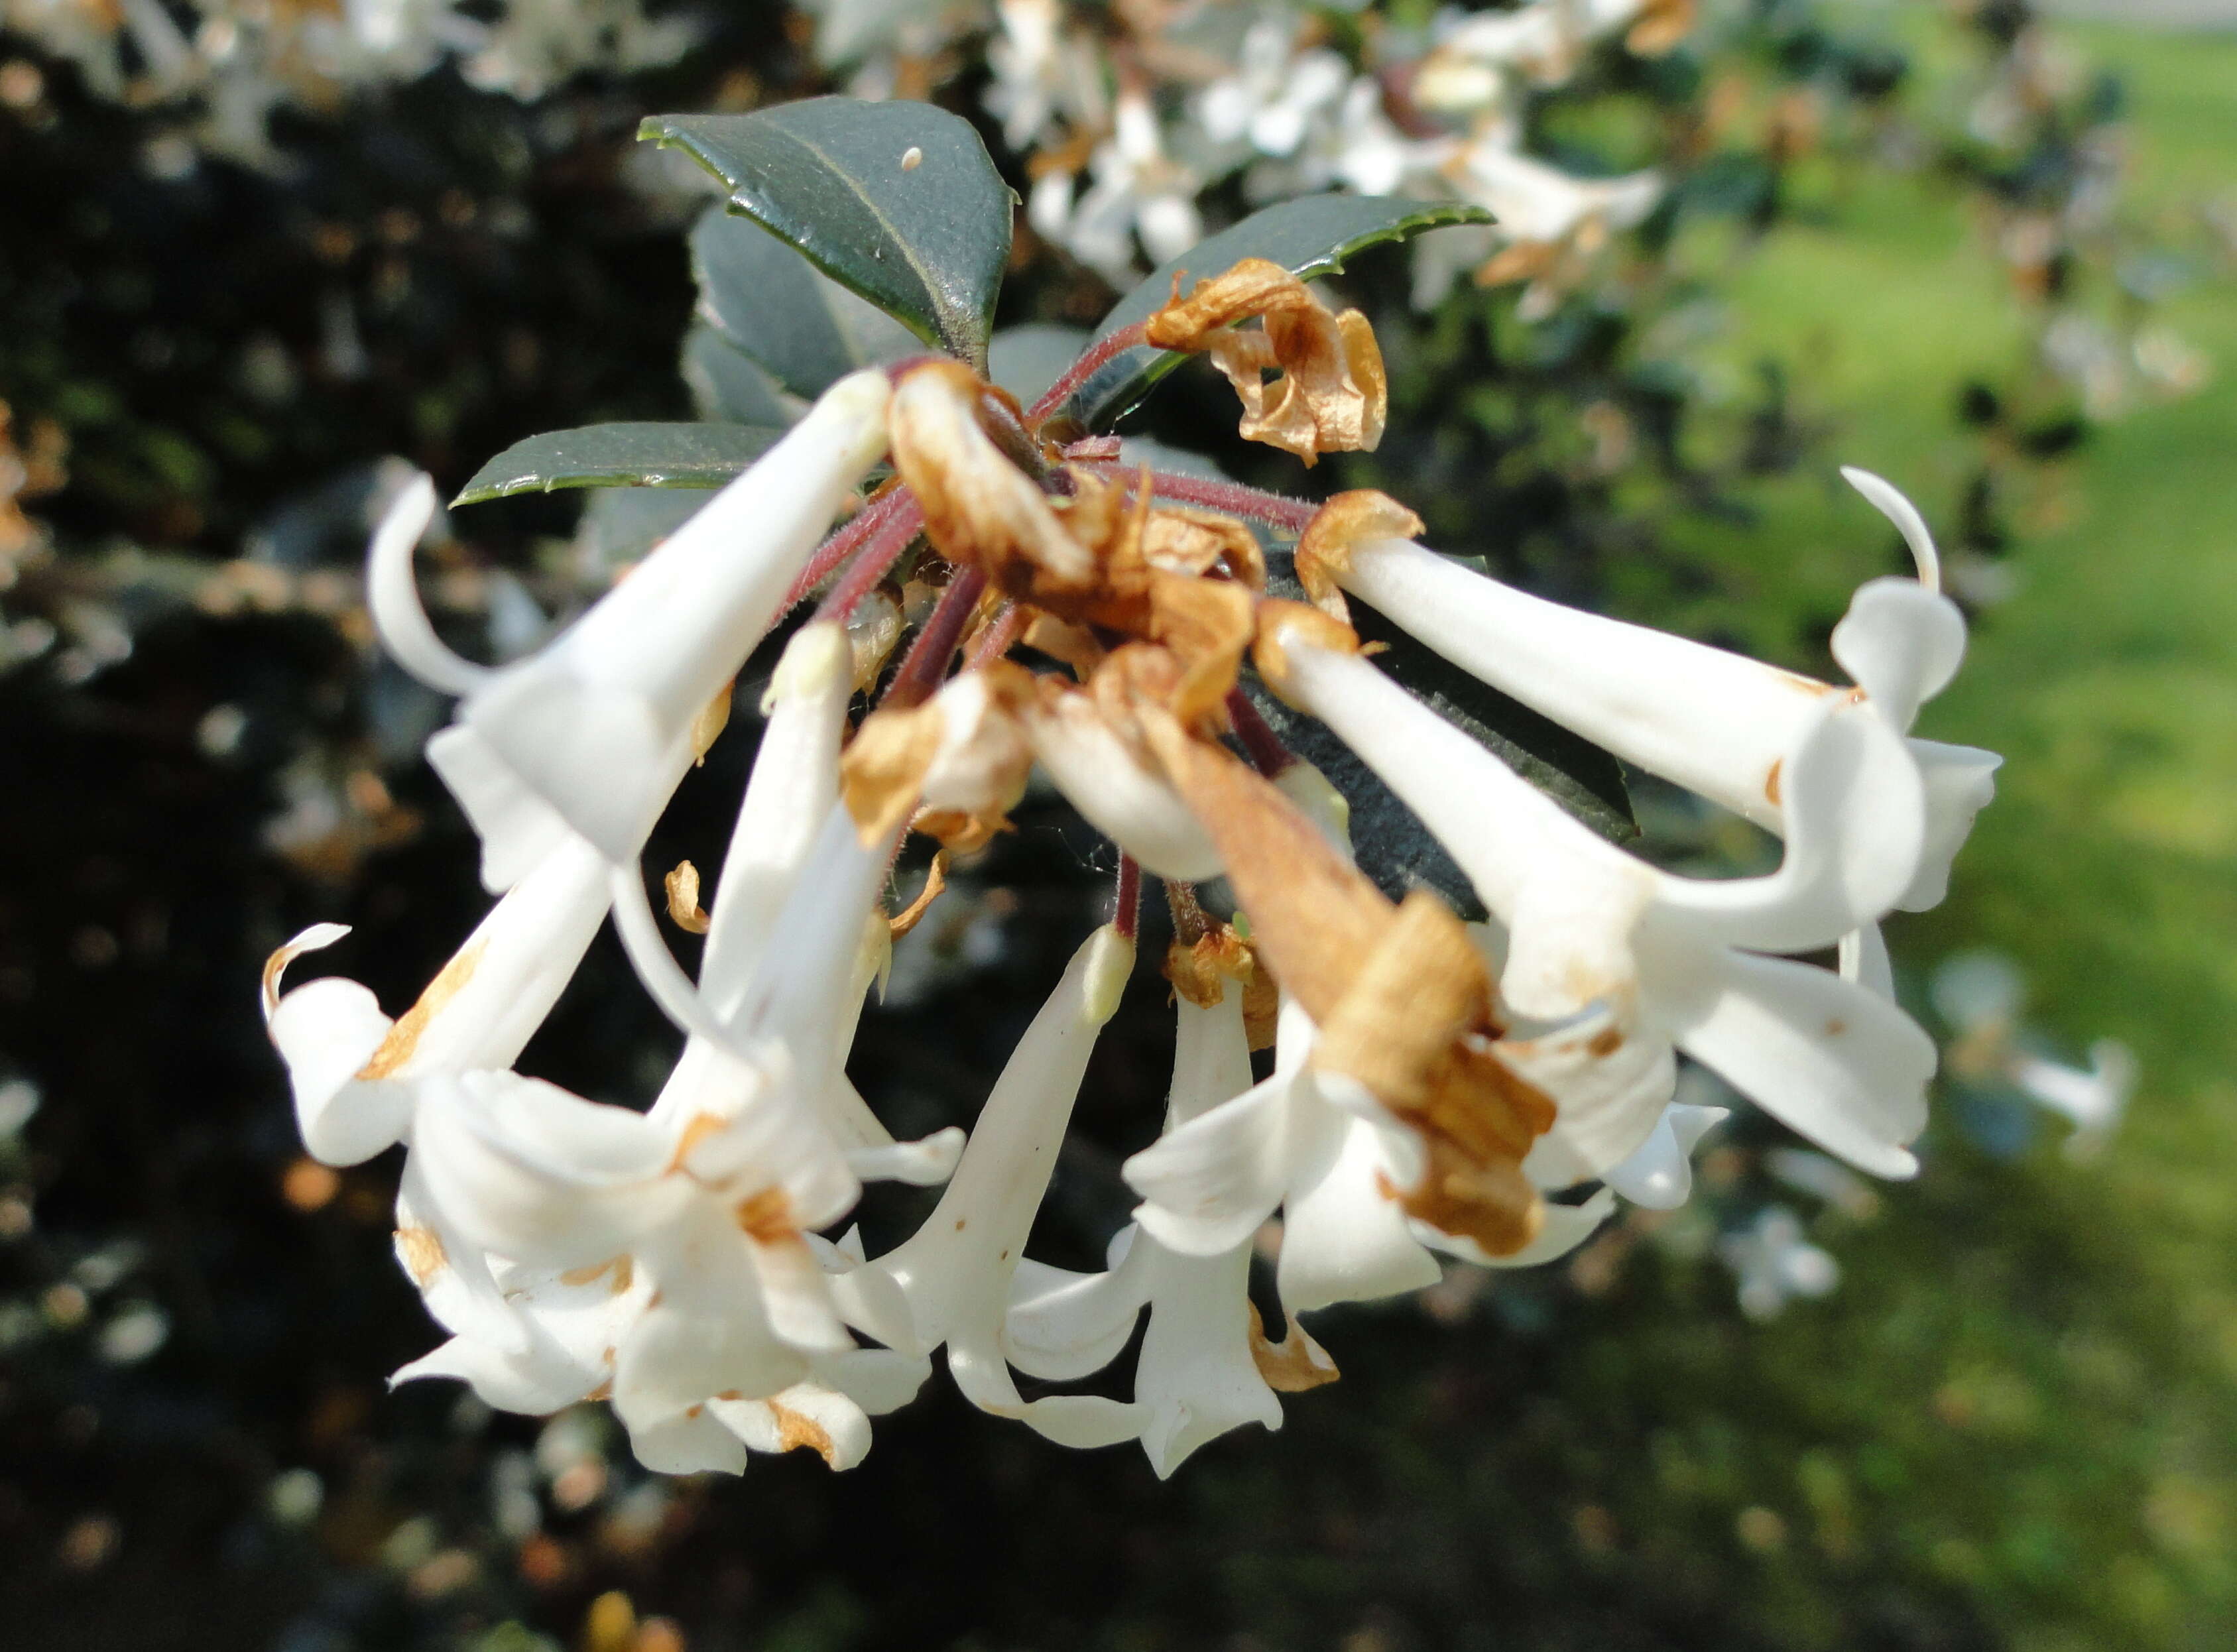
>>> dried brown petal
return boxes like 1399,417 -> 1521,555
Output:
889,361 -> 1099,603
887,851 -> 949,939
840,668 -> 1034,851
664,861 -> 710,935
1162,924 -> 1256,1008
1144,258 -> 1388,465
1246,1301 -> 1340,1392
1249,598 -> 1359,707
1293,490 -> 1423,620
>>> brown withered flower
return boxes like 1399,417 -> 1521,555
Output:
1142,258 -> 1388,465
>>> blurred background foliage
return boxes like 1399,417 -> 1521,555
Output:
2,1 -> 2235,1649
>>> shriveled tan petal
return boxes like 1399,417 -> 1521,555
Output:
889,361 -> 1098,603
1250,599 -> 1359,707
887,852 -> 949,939
664,861 -> 710,935
1147,572 -> 1256,734
1020,613 -> 1105,679
1142,505 -> 1265,589
841,699 -> 947,848
1293,491 -> 1423,621
1144,259 -> 1388,464
841,668 -> 1034,852
1313,894 -> 1551,1258
1246,1301 -> 1339,1392
1137,709 -> 1388,1022
1162,925 -> 1256,1009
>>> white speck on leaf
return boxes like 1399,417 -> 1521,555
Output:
901,147 -> 923,172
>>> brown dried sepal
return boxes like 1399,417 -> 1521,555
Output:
1020,613 -> 1105,679
1143,259 -> 1387,465
1163,923 -> 1255,1008
1250,599 -> 1359,709
664,861 -> 711,935
838,664 -> 1034,851
1293,491 -> 1423,622
1246,1301 -> 1339,1392
1140,711 -> 1551,1258
889,361 -> 1099,607
1315,894 -> 1552,1258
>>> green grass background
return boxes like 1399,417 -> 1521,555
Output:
1553,11 -> 2237,1647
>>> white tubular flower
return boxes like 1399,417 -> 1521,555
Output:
2012,1040 -> 2136,1160
1122,768 -> 1607,1299
1321,470 -> 1999,919
832,925 -> 1148,1448
1006,986 -> 1337,1477
1718,1205 -> 1840,1321
369,369 -> 892,889
1014,688 -> 1224,882
1267,629 -> 1938,1180
394,1065 -> 933,1474
261,834 -> 613,1352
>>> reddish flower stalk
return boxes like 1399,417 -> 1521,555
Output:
880,567 -> 988,710
812,494 -> 925,624
1025,322 -> 1150,425
1113,854 -> 1142,941
1142,470 -> 1320,534
782,485 -> 918,615
1225,687 -> 1293,778
963,599 -> 1026,671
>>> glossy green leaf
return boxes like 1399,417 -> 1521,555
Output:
1057,195 -> 1491,432
642,99 -> 1015,369
1243,550 -> 1634,919
453,423 -> 783,506
680,324 -> 796,427
690,207 -> 925,402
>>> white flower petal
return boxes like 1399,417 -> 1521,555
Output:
1277,1113 -> 1441,1311
1829,578 -> 1968,735
1669,951 -> 1933,1179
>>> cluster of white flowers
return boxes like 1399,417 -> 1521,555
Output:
1,0 -> 695,168
264,262 -> 1997,1478
809,0 -> 1679,308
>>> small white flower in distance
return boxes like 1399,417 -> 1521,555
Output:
1008,982 -> 1336,1477
2011,1041 -> 2136,1160
831,925 -> 1148,1448
1196,17 -> 1350,163
1719,1206 -> 1841,1321
1264,626 -> 1938,1181
367,370 -> 890,889
1036,88 -> 1203,283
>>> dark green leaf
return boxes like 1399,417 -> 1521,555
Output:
1058,195 -> 1491,431
690,207 -> 923,402
680,324 -> 794,426
453,423 -> 784,506
642,100 -> 1015,369
1242,550 -> 1634,918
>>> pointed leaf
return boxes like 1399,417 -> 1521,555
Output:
691,207 -> 926,402
642,100 -> 1015,369
680,324 -> 796,426
1058,196 -> 1492,432
453,424 -> 784,506
1244,550 -> 1634,919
